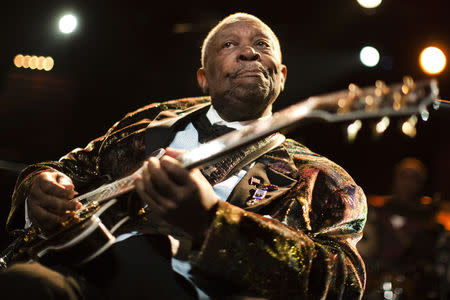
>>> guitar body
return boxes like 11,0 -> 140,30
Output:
5,198 -> 130,267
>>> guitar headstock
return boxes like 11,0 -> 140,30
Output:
178,76 -> 440,168
306,76 -> 439,141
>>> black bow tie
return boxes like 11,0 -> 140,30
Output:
191,112 -> 235,143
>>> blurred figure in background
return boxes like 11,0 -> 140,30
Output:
358,157 -> 448,299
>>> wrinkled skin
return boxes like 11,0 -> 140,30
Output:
197,18 -> 287,122
27,171 -> 81,232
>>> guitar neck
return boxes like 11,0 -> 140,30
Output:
74,78 -> 440,209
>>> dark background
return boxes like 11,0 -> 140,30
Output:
0,1 -> 449,244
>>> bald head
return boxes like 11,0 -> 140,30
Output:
201,13 -> 282,68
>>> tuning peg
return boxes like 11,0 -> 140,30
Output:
337,97 -> 349,113
401,76 -> 416,95
348,83 -> 363,101
403,75 -> 415,87
393,91 -> 403,111
374,116 -> 390,136
375,80 -> 390,97
347,120 -> 362,143
364,95 -> 376,111
420,108 -> 430,121
401,115 -> 418,138
433,100 -> 441,110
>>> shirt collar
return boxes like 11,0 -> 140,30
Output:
206,105 -> 272,130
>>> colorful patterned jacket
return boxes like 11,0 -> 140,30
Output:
7,97 -> 367,299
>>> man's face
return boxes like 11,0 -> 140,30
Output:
197,18 -> 287,121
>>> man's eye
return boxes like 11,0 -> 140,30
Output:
224,42 -> 233,48
256,41 -> 269,47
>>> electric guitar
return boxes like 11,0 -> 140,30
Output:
0,76 -> 440,270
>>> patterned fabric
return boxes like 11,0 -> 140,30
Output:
7,97 -> 367,299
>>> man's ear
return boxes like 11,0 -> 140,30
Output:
280,64 -> 287,91
197,68 -> 208,94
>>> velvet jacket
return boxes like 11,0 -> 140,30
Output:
7,96 -> 367,299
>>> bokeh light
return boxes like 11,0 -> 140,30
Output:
357,0 -> 382,9
360,46 -> 380,67
419,46 -> 446,75
13,54 -> 24,67
13,54 -> 54,71
59,14 -> 77,34
43,57 -> 54,71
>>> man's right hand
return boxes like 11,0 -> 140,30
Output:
28,171 -> 81,232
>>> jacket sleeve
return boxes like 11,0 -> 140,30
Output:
6,136 -> 106,232
6,97 -> 209,232
5,101 -> 162,233
190,151 -> 367,299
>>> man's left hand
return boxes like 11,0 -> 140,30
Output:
135,152 -> 219,245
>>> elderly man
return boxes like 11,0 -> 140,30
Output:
1,13 -> 367,299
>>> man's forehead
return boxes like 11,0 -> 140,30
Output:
214,19 -> 274,41
201,14 -> 283,66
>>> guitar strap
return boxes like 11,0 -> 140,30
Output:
145,103 -> 286,185
199,133 -> 285,185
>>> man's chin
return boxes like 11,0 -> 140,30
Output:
229,85 -> 269,102
215,96 -> 271,121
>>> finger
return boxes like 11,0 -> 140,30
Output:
189,168 -> 209,185
160,156 -> 190,185
139,159 -> 180,210
32,187 -> 79,214
146,157 -> 179,199
164,147 -> 186,158
37,173 -> 76,199
56,173 -> 75,189
135,178 -> 174,215
28,202 -> 64,230
135,177 -> 151,203
141,161 -> 152,195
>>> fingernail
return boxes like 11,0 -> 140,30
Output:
60,177 -> 74,187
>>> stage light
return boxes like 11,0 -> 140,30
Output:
419,46 -> 446,75
37,56 -> 45,70
23,55 -> 30,68
360,46 -> 380,67
59,14 -> 77,34
14,54 -> 24,67
29,56 -> 38,69
357,0 -> 382,8
43,57 -> 54,71
13,54 -> 54,71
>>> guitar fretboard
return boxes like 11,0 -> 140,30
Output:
75,172 -> 140,208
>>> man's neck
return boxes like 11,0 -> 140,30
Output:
207,106 -> 272,129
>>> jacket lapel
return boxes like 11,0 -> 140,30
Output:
144,103 -> 211,156
227,148 -> 298,212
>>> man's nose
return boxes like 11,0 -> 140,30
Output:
238,46 -> 260,61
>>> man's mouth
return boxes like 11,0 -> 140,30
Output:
230,65 -> 268,79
